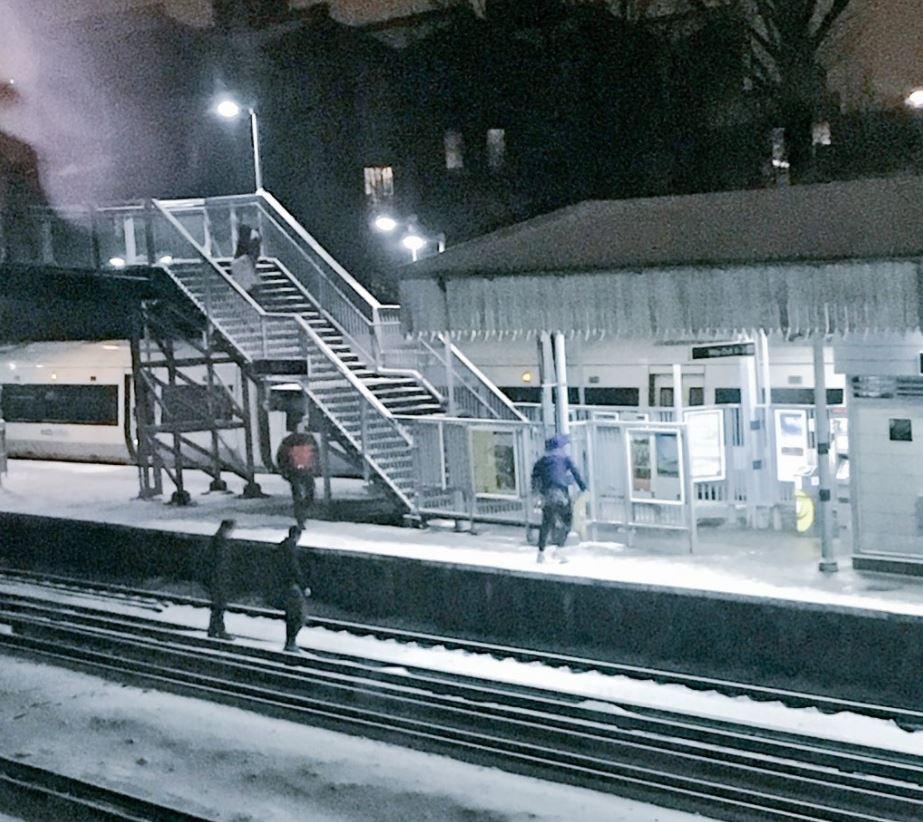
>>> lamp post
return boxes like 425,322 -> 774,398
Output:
215,98 -> 263,192
905,88 -> 923,171
373,214 -> 444,261
906,88 -> 923,110
401,232 -> 426,262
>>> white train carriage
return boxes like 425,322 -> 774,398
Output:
0,341 -> 349,475
1,337 -> 846,477
0,342 -> 135,463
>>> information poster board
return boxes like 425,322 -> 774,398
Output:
774,409 -> 809,483
683,408 -> 725,482
628,430 -> 684,503
471,428 -> 518,497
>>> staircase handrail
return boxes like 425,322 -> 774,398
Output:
152,201 -> 410,439
151,200 -> 269,359
257,189 -> 382,312
293,315 -> 412,445
426,335 -> 527,421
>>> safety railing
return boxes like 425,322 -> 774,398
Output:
295,316 -> 415,509
156,194 -> 380,366
397,413 -> 699,549
149,202 -> 277,361
151,201 -> 416,508
4,192 -> 524,418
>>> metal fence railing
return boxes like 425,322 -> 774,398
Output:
397,414 -> 698,550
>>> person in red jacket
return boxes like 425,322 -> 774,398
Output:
276,424 -> 318,528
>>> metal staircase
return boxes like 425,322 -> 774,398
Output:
0,189 -> 526,516
223,258 -> 444,417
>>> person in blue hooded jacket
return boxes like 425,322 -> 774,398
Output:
531,434 -> 586,563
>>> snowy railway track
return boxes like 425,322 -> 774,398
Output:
0,753 -> 210,821
0,566 -> 920,728
0,590 -> 921,821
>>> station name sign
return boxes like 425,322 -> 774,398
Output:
691,342 -> 755,360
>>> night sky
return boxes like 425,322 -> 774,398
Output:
22,0 -> 922,110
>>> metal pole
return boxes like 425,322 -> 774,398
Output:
672,363 -> 683,421
681,423 -> 698,553
539,332 -> 555,436
739,355 -> 761,527
319,428 -> 332,507
813,334 -> 838,572
443,334 -> 457,416
553,332 -> 570,435
249,108 -> 263,192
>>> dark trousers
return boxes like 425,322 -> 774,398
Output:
537,488 -> 572,551
208,598 -> 227,637
283,584 -> 307,648
289,473 -> 315,527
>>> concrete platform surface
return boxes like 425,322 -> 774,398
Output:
2,459 -> 923,619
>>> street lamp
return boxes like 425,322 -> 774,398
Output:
401,232 -> 426,262
906,88 -> 923,110
214,97 -> 263,192
373,215 -> 398,233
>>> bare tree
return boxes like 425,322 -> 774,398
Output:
743,0 -> 858,177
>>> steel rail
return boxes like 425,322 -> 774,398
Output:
0,594 -> 921,822
1,592 -> 921,784
0,753 -> 211,821
0,566 -> 920,728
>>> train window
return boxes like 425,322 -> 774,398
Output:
161,384 -> 234,424
715,388 -> 741,404
771,388 -> 845,405
584,387 -> 640,406
1,383 -> 119,426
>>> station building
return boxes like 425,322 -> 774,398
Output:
400,175 -> 923,575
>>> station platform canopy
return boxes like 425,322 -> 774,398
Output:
399,176 -> 923,340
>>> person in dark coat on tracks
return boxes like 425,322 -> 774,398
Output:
276,423 -> 319,528
271,525 -> 311,652
530,434 -> 587,564
205,519 -> 236,640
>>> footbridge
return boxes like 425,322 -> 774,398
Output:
0,192 -> 527,518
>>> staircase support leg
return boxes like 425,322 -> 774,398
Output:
239,375 -> 265,499
319,428 -> 333,508
130,314 -> 160,500
165,339 -> 191,506
359,402 -> 371,487
204,329 -> 228,493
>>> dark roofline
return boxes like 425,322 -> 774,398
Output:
403,251 -> 923,282
403,175 -> 923,280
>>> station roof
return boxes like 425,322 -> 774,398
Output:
400,176 -> 923,339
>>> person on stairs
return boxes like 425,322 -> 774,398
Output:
229,223 -> 262,298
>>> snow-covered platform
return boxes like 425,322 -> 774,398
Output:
2,459 -> 922,706
1,458 -> 921,620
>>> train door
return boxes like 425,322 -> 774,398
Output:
650,371 -> 705,408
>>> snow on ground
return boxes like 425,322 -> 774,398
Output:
0,653 -> 711,822
3,459 -> 923,619
2,579 -> 920,758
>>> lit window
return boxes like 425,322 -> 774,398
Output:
363,166 -> 394,204
444,130 -> 464,171
487,128 -> 506,170
812,121 -> 832,147
768,127 -> 790,185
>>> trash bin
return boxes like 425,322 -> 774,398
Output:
793,464 -> 818,536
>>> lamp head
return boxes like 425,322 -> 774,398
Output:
215,98 -> 243,119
